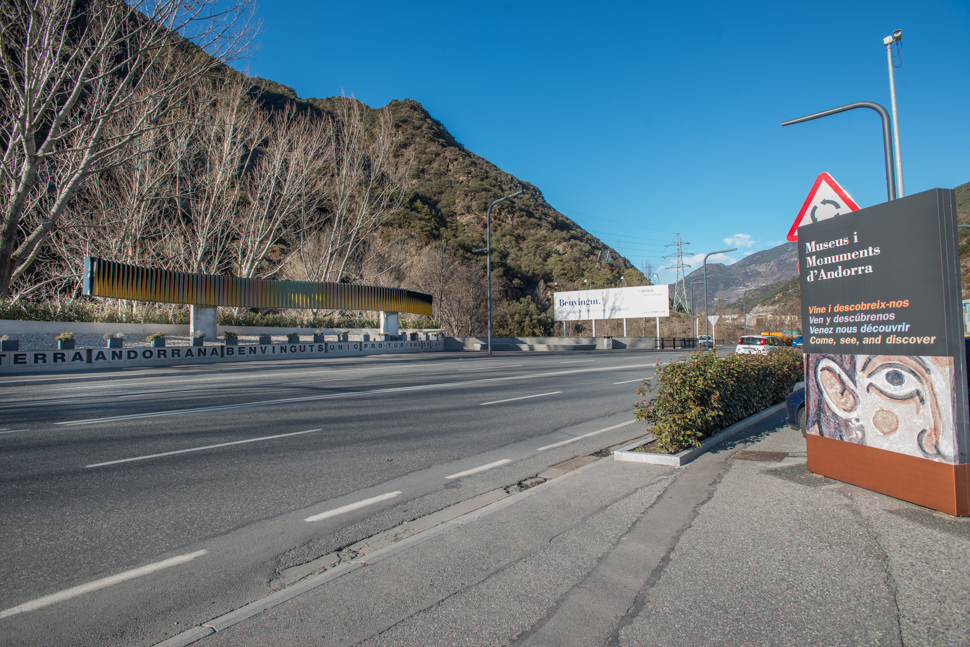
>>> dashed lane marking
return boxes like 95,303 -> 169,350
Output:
0,550 -> 207,620
446,459 -> 513,480
304,491 -> 402,523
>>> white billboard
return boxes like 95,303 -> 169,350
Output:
554,285 -> 669,321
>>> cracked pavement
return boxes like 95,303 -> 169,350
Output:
195,412 -> 970,647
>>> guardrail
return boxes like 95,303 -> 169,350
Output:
656,337 -> 698,349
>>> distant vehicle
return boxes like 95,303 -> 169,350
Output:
697,334 -> 714,349
786,382 -> 806,436
792,335 -> 803,348
735,334 -> 785,355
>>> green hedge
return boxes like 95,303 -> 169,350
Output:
634,349 -> 804,454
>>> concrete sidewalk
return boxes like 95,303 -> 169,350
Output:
160,412 -> 970,647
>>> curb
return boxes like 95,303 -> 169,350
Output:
614,402 -> 787,467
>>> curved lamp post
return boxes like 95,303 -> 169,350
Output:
704,249 -> 737,341
782,102 -> 897,201
742,286 -> 759,336
486,191 -> 522,355
690,278 -> 705,337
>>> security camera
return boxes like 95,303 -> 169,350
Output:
893,29 -> 902,41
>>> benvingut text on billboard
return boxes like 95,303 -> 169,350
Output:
798,188 -> 970,515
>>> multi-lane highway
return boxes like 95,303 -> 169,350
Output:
0,349 -> 684,646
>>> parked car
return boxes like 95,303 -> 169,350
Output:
735,334 -> 785,355
792,335 -> 803,348
697,334 -> 714,349
786,381 -> 806,436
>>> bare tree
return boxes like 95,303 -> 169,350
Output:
290,96 -> 409,287
230,103 -> 330,280
408,247 -> 490,336
0,0 -> 255,296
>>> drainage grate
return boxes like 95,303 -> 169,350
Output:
549,456 -> 599,472
733,450 -> 789,462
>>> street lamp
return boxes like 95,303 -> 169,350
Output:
653,272 -> 661,342
884,29 -> 904,197
704,249 -> 737,341
486,190 -> 522,355
742,287 -> 759,336
782,102 -> 897,201
690,279 -> 705,337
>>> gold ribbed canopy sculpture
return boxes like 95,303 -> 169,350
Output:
82,257 -> 433,316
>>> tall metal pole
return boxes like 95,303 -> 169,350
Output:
703,249 -> 736,341
884,30 -> 904,197
486,191 -> 522,355
782,101 -> 896,202
653,272 -> 661,342
690,279 -> 704,337
742,287 -> 758,336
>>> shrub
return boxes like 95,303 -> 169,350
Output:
56,332 -> 74,342
191,330 -> 205,338
146,332 -> 165,341
286,332 -> 299,342
0,334 -> 8,341
634,349 -> 803,454
224,331 -> 238,339
103,332 -> 126,340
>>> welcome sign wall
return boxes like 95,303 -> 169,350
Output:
798,188 -> 970,515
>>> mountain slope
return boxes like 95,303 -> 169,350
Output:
674,242 -> 799,309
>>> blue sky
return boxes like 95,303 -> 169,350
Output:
241,0 -> 969,285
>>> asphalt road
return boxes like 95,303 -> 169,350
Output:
0,349 -> 684,646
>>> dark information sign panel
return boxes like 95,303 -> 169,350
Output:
799,188 -> 968,467
798,189 -> 960,357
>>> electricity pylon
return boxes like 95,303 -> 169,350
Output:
663,234 -> 691,313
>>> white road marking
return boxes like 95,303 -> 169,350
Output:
613,377 -> 650,385
304,491 -> 402,522
560,359 -> 595,364
458,364 -> 523,372
0,550 -> 207,620
538,420 -> 638,451
119,387 -> 226,398
445,459 -> 513,480
481,391 -> 561,406
0,428 -> 28,435
86,428 -> 321,468
55,362 -> 657,426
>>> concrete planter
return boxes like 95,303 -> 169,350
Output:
614,402 -> 787,467
313,334 -> 325,343
224,337 -> 238,346
192,338 -> 204,347
258,335 -> 272,345
58,339 -> 75,350
107,338 -> 123,349
151,338 -> 165,348
1,339 -> 18,351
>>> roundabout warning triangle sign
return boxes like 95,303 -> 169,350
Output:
786,172 -> 859,242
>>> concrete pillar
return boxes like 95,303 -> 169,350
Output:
191,305 -> 218,342
380,311 -> 399,337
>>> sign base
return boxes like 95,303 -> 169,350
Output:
807,434 -> 970,516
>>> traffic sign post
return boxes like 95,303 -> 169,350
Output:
787,173 -> 860,242
707,315 -> 719,345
